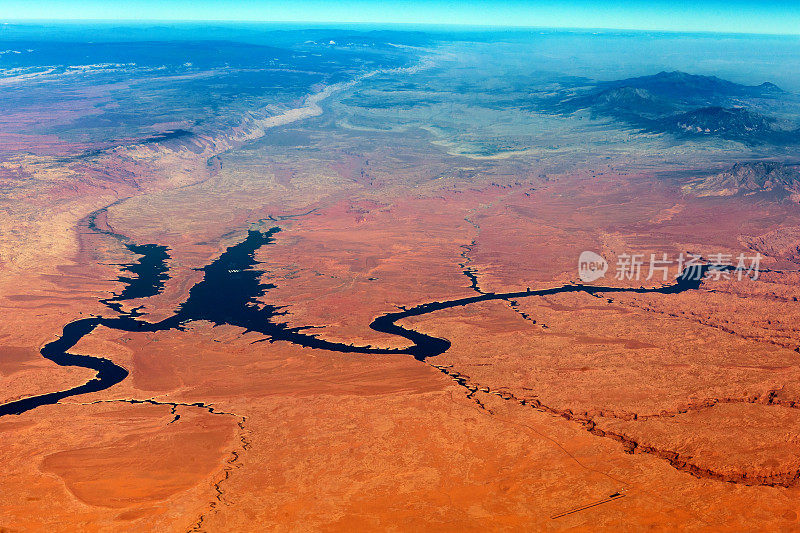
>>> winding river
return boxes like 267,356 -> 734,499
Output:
0,227 -> 717,418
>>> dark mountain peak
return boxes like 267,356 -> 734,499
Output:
596,86 -> 656,103
557,85 -> 673,118
652,70 -> 716,81
545,71 -> 793,146
601,71 -> 781,99
758,81 -> 786,94
686,161 -> 800,198
662,106 -> 777,138
725,161 -> 800,184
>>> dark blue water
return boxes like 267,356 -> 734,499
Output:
101,243 -> 170,314
0,228 -> 721,418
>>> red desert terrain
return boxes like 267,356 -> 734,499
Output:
4,26 -> 800,532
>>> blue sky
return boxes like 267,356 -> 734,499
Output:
3,0 -> 800,35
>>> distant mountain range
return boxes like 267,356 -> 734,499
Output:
598,71 -> 784,100
655,106 -> 791,143
558,86 -> 674,119
547,71 -> 798,145
684,161 -> 800,198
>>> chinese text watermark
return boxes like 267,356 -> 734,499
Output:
579,251 -> 762,283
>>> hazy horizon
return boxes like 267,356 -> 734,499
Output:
2,0 -> 800,36
5,20 -> 800,37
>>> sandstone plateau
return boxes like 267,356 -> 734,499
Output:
3,25 -> 800,532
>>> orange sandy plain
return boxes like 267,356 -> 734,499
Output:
4,61 -> 800,532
